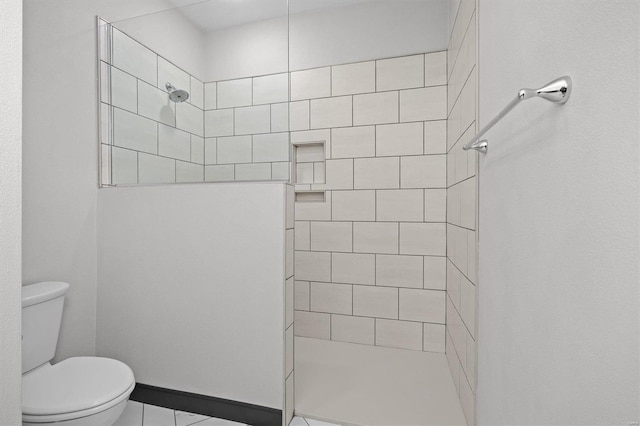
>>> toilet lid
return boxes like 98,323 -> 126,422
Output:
22,357 -> 135,416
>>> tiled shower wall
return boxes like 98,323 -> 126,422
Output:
99,22 -> 206,185
291,52 -> 449,353
285,184 -> 295,426
202,76 -> 291,182
445,0 -> 478,423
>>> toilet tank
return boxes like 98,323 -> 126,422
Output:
22,282 -> 70,374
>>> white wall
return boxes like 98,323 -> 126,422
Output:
0,0 -> 22,423
96,183 -> 286,409
113,6 -> 206,80
204,0 -> 448,82
22,0 -> 201,362
204,16 -> 288,82
289,0 -> 447,72
477,1 -> 640,424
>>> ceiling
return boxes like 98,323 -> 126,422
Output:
167,0 -> 374,33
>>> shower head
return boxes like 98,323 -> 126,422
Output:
165,82 -> 189,103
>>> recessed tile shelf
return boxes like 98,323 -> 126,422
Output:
293,141 -> 326,202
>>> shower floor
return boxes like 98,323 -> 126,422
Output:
295,337 -> 466,426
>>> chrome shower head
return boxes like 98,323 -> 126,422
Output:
165,82 -> 189,103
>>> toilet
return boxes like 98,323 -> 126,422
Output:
21,282 -> 135,426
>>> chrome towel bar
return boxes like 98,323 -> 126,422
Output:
463,75 -> 572,153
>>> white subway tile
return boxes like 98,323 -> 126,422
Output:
253,73 -> 289,105
331,315 -> 374,345
311,96 -> 352,129
287,185 -> 295,229
295,311 -> 330,339
323,159 -> 353,190
204,138 -> 216,165
100,63 -> 111,104
376,190 -> 424,222
253,132 -> 290,163
235,163 -> 271,181
272,162 -> 290,180
353,91 -> 398,126
138,80 -> 176,126
158,57 -> 189,95
190,135 -> 204,164
460,277 -> 476,337
447,259 -> 462,311
286,375 -> 294,426
424,120 -> 447,154
112,29 -> 157,85
217,78 -> 252,108
331,253 -> 375,285
286,325 -> 294,376
286,229 -> 294,278
295,251 -> 331,281
111,147 -> 137,185
460,177 -> 477,230
290,101 -> 310,131
113,108 -> 157,154
460,368 -> 475,424
296,163 -> 314,184
376,55 -> 424,91
375,319 -> 422,350
295,281 -> 310,310
376,255 -> 423,288
400,223 -> 446,256
204,82 -> 216,110
332,190 -> 375,221
447,296 -> 467,365
353,286 -> 398,319
313,162 -> 325,185
399,86 -> 447,122
271,103 -> 289,133
310,282 -> 352,315
291,67 -> 331,101
189,77 -> 204,109
424,189 -> 447,222
295,191 -> 332,221
110,67 -> 137,113
176,101 -> 204,136
467,230 -> 477,284
158,124 -> 190,161
399,288 -> 445,323
204,109 -> 234,137
445,329 -> 461,395
235,105 -> 271,135
353,222 -> 398,254
424,256 -> 446,290
332,61 -> 375,96
310,222 -> 352,252
465,333 -> 476,388
295,221 -> 310,250
423,323 -> 446,352
376,122 -> 423,157
331,126 -> 375,158
424,51 -> 447,87
176,161 -> 203,183
138,153 -> 175,184
400,155 -> 446,188
216,135 -> 252,164
204,164 -> 234,182
354,157 -> 399,189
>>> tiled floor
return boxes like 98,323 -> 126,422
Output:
114,401 -> 341,426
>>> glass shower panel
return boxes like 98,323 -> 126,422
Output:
98,0 -> 290,186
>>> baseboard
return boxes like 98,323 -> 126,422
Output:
130,383 -> 282,426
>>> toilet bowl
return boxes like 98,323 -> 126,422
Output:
21,282 -> 135,426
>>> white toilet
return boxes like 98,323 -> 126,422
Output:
21,282 -> 135,426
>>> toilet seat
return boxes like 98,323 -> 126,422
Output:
22,357 -> 135,423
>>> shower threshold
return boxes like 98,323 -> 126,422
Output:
294,337 -> 466,426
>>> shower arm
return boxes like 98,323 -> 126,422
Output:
463,76 -> 572,153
